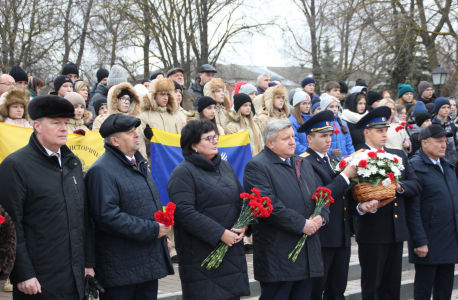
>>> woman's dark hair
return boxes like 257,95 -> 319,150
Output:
199,111 -> 220,135
181,119 -> 216,156
336,116 -> 349,134
346,92 -> 367,114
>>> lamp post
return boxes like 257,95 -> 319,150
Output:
431,64 -> 448,97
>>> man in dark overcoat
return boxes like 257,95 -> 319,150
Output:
243,119 -> 330,300
0,95 -> 96,299
407,125 -> 458,299
349,107 -> 421,300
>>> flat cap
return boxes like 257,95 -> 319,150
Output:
198,64 -> 217,73
418,124 -> 453,142
99,114 -> 141,138
28,95 -> 75,120
166,67 -> 184,78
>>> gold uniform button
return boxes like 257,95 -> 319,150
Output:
395,203 -> 398,206
395,215 -> 398,218
343,196 -> 345,199
344,207 -> 347,210
344,219 -> 346,221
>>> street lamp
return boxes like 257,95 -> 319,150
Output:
431,64 -> 447,97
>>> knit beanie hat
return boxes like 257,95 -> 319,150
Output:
268,82 -> 278,87
311,102 -> 321,113
54,75 -> 73,92
133,84 -> 148,97
233,93 -> 253,113
64,92 -> 85,107
434,97 -> 450,114
239,84 -> 257,96
425,103 -> 435,114
293,91 -> 311,107
141,78 -> 151,85
339,80 -> 348,94
93,97 -> 108,116
107,65 -> 127,87
301,77 -> 316,88
397,83 -> 414,98
412,101 -> 427,117
418,81 -> 433,97
234,81 -> 247,94
367,91 -> 383,107
312,98 -> 321,105
62,62 -> 79,77
415,112 -> 431,127
9,66 -> 28,83
150,72 -> 163,80
117,89 -> 132,102
173,80 -> 182,91
320,94 -> 339,111
96,68 -> 109,83
355,78 -> 367,87
197,96 -> 217,113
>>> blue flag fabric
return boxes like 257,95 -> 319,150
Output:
150,129 -> 252,207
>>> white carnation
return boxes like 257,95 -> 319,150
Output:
362,169 -> 372,178
368,164 -> 378,174
382,178 -> 391,187
379,169 -> 386,176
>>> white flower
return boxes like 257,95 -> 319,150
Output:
362,169 -> 372,178
377,161 -> 385,166
368,164 -> 378,174
382,178 -> 391,187
379,169 -> 386,176
393,168 -> 401,177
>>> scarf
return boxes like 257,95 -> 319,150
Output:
342,109 -> 367,124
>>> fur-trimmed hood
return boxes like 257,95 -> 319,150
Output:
226,110 -> 241,123
82,110 -> 92,124
262,85 -> 290,116
106,82 -> 141,116
186,110 -> 200,123
203,78 -> 231,111
0,88 -> 31,122
144,78 -> 177,114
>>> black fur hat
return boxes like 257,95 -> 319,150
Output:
28,95 -> 75,120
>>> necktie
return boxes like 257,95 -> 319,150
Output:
323,155 -> 335,174
131,158 -> 137,166
285,158 -> 291,166
50,152 -> 60,158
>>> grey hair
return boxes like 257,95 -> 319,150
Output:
104,132 -> 120,145
257,74 -> 270,83
263,120 -> 293,144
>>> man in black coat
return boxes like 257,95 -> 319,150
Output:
243,119 -> 330,300
85,114 -> 174,300
406,125 -> 458,299
0,95 -> 96,299
297,111 -> 357,300
349,107 -> 421,300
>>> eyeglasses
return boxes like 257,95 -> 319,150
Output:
201,134 -> 219,143
119,96 -> 130,103
0,82 -> 17,87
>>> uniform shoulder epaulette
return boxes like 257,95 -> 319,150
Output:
385,146 -> 402,150
300,152 -> 310,157
349,149 -> 364,157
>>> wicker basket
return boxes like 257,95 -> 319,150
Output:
351,180 -> 396,203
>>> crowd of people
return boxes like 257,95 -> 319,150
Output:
0,62 -> 457,300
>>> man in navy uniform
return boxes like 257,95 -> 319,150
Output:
297,110 -> 358,300
350,106 -> 421,300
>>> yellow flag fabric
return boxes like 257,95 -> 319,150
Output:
0,123 -> 105,172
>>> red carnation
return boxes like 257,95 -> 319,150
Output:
240,193 -> 250,199
325,196 -> 335,206
401,122 -> 406,126
358,160 -> 368,168
0,215 -> 4,224
377,149 -> 385,153
408,124 -> 414,130
392,157 -> 399,163
387,172 -> 395,182
165,202 -> 176,214
338,160 -> 347,169
251,188 -> 261,196
367,152 -> 377,158
395,126 -> 404,132
334,129 -> 341,134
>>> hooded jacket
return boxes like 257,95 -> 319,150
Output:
90,83 -> 109,110
225,111 -> 264,156
67,112 -> 91,133
0,88 -> 32,128
203,78 -> 231,128
341,93 -> 368,151
254,85 -> 290,133
92,82 -> 141,131
174,106 -> 188,130
289,113 -> 311,155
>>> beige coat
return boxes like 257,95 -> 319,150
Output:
386,121 -> 408,150
174,107 -> 188,130
203,78 -> 231,128
254,89 -> 290,133
225,111 -> 264,156
3,118 -> 32,128
215,104 -> 227,128
67,118 -> 89,133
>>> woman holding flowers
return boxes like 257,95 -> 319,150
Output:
167,119 -> 250,300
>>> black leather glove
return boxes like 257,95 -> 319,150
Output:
144,124 -> 154,140
85,275 -> 104,299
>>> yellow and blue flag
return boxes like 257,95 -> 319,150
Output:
0,123 -> 105,172
150,129 -> 252,206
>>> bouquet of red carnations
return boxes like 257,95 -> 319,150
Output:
288,187 -> 334,262
202,188 -> 273,270
154,202 -> 176,227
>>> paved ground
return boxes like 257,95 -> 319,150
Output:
0,238 -> 454,299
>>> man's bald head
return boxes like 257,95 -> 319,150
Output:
0,74 -> 16,96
